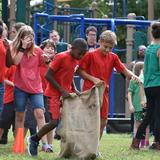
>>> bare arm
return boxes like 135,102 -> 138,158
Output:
157,48 -> 160,69
4,79 -> 14,87
140,84 -> 146,108
76,68 -> 102,85
122,67 -> 141,83
45,68 -> 70,98
3,39 -> 13,67
128,91 -> 135,113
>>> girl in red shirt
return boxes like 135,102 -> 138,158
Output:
11,25 -> 49,151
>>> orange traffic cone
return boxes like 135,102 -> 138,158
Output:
13,128 -> 25,154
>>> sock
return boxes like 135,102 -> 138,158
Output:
145,140 -> 149,146
140,139 -> 145,147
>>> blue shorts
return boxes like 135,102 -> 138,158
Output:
14,86 -> 44,112
0,82 -> 4,113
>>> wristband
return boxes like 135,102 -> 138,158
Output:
19,47 -> 25,53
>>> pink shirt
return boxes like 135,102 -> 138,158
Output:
14,47 -> 44,93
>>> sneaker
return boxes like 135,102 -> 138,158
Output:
130,138 -> 140,150
42,144 -> 53,153
54,133 -> 61,140
140,139 -> 145,148
96,152 -> 102,158
27,136 -> 39,156
149,142 -> 160,150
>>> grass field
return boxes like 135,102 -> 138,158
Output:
0,133 -> 160,160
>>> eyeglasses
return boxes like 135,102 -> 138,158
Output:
139,48 -> 146,51
87,33 -> 96,37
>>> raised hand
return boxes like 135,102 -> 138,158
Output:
21,35 -> 33,49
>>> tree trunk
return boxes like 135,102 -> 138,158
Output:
9,0 -> 16,39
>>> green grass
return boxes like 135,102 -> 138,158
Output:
0,132 -> 160,160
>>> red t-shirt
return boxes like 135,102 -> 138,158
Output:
40,63 -> 48,92
4,65 -> 16,104
14,47 -> 44,93
45,51 -> 78,97
79,48 -> 125,92
0,39 -> 7,83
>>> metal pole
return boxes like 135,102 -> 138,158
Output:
80,16 -> 85,38
109,19 -> 116,118
126,13 -> 136,64
123,0 -> 126,17
34,14 -> 38,45
112,0 -> 116,18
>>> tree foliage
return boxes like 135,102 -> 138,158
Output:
66,0 -> 160,20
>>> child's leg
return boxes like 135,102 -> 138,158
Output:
29,127 -> 37,136
15,112 -> 25,134
31,119 -> 58,142
0,128 -> 3,139
14,87 -> 28,134
47,130 -> 53,145
0,102 -> 15,142
34,108 -> 47,143
145,126 -> 150,146
100,118 -> 107,139
0,128 -> 8,144
27,119 -> 58,156
100,92 -> 108,139
133,121 -> 141,137
44,96 -> 54,145
27,95 -> 60,156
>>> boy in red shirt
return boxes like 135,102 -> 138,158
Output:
27,38 -> 88,156
77,30 -> 140,141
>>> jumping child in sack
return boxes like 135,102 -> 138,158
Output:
27,38 -> 88,157
77,30 -> 141,156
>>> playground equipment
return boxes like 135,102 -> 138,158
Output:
34,13 -> 152,119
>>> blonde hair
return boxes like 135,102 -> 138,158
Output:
12,25 -> 35,57
100,30 -> 117,45
133,62 -> 144,76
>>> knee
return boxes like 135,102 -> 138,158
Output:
15,113 -> 24,123
34,109 -> 45,121
50,119 -> 59,127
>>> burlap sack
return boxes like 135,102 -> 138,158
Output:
58,83 -> 105,160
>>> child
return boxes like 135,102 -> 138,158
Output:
77,30 -> 140,154
0,20 -> 12,114
130,21 -> 160,150
27,38 -> 87,156
0,65 -> 16,144
40,39 -> 56,152
0,22 -> 24,144
11,25 -> 49,148
128,62 -> 149,148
